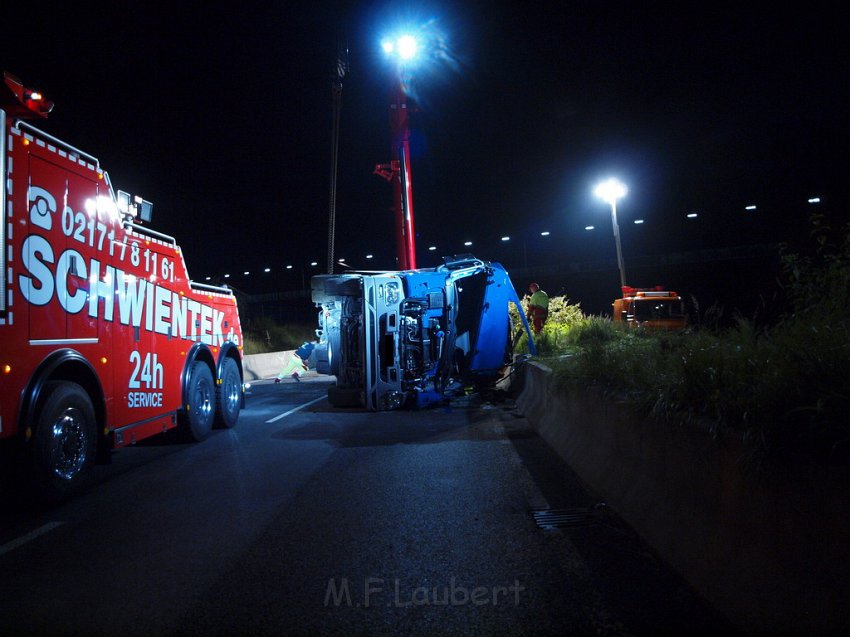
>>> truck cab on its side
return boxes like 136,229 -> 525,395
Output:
311,255 -> 535,410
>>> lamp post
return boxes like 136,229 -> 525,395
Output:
594,178 -> 628,289
375,34 -> 419,270
327,43 -> 348,275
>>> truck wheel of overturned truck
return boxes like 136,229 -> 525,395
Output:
215,357 -> 242,429
325,328 -> 341,376
32,381 -> 97,501
182,362 -> 215,441
328,385 -> 361,408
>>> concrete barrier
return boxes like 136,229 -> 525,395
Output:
513,360 -> 850,635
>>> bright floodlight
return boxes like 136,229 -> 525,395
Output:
397,35 -> 418,59
593,178 -> 628,287
594,178 -> 628,204
382,34 -> 418,61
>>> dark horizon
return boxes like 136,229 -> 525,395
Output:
4,2 -> 847,316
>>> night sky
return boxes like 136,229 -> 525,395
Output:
4,2 -> 848,313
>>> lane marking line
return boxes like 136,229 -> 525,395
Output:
0,521 -> 65,558
266,395 -> 326,423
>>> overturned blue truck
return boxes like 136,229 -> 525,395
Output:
311,255 -> 537,410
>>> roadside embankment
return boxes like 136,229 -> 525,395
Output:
511,359 -> 850,635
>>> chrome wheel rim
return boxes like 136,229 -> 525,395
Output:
49,407 -> 89,480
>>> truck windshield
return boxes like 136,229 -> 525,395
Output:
632,300 -> 685,321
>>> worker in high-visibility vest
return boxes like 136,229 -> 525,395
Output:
275,341 -> 316,383
527,282 -> 549,334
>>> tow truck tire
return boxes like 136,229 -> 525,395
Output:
32,381 -> 97,501
328,385 -> 361,408
183,362 -> 215,441
215,357 -> 242,429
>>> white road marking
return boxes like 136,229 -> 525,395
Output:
266,395 -> 326,423
0,521 -> 65,558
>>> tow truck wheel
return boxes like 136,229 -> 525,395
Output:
183,362 -> 215,441
215,357 -> 241,429
32,381 -> 97,501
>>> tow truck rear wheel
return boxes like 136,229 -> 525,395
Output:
214,357 -> 241,429
32,381 -> 97,501
182,362 -> 215,441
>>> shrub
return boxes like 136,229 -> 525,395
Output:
510,295 -> 587,355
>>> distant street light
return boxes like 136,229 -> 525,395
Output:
594,178 -> 628,288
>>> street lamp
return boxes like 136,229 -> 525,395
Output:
594,178 -> 628,289
375,33 -> 421,270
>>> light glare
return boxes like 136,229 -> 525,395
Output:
594,178 -> 627,204
397,35 -> 418,60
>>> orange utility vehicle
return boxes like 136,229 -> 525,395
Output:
613,286 -> 687,329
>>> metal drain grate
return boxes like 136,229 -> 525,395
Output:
531,505 -> 605,529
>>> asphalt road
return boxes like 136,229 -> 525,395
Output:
0,374 -> 735,636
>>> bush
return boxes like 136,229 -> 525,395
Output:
510,295 -> 587,355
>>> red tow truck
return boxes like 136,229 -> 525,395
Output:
0,72 -> 245,499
